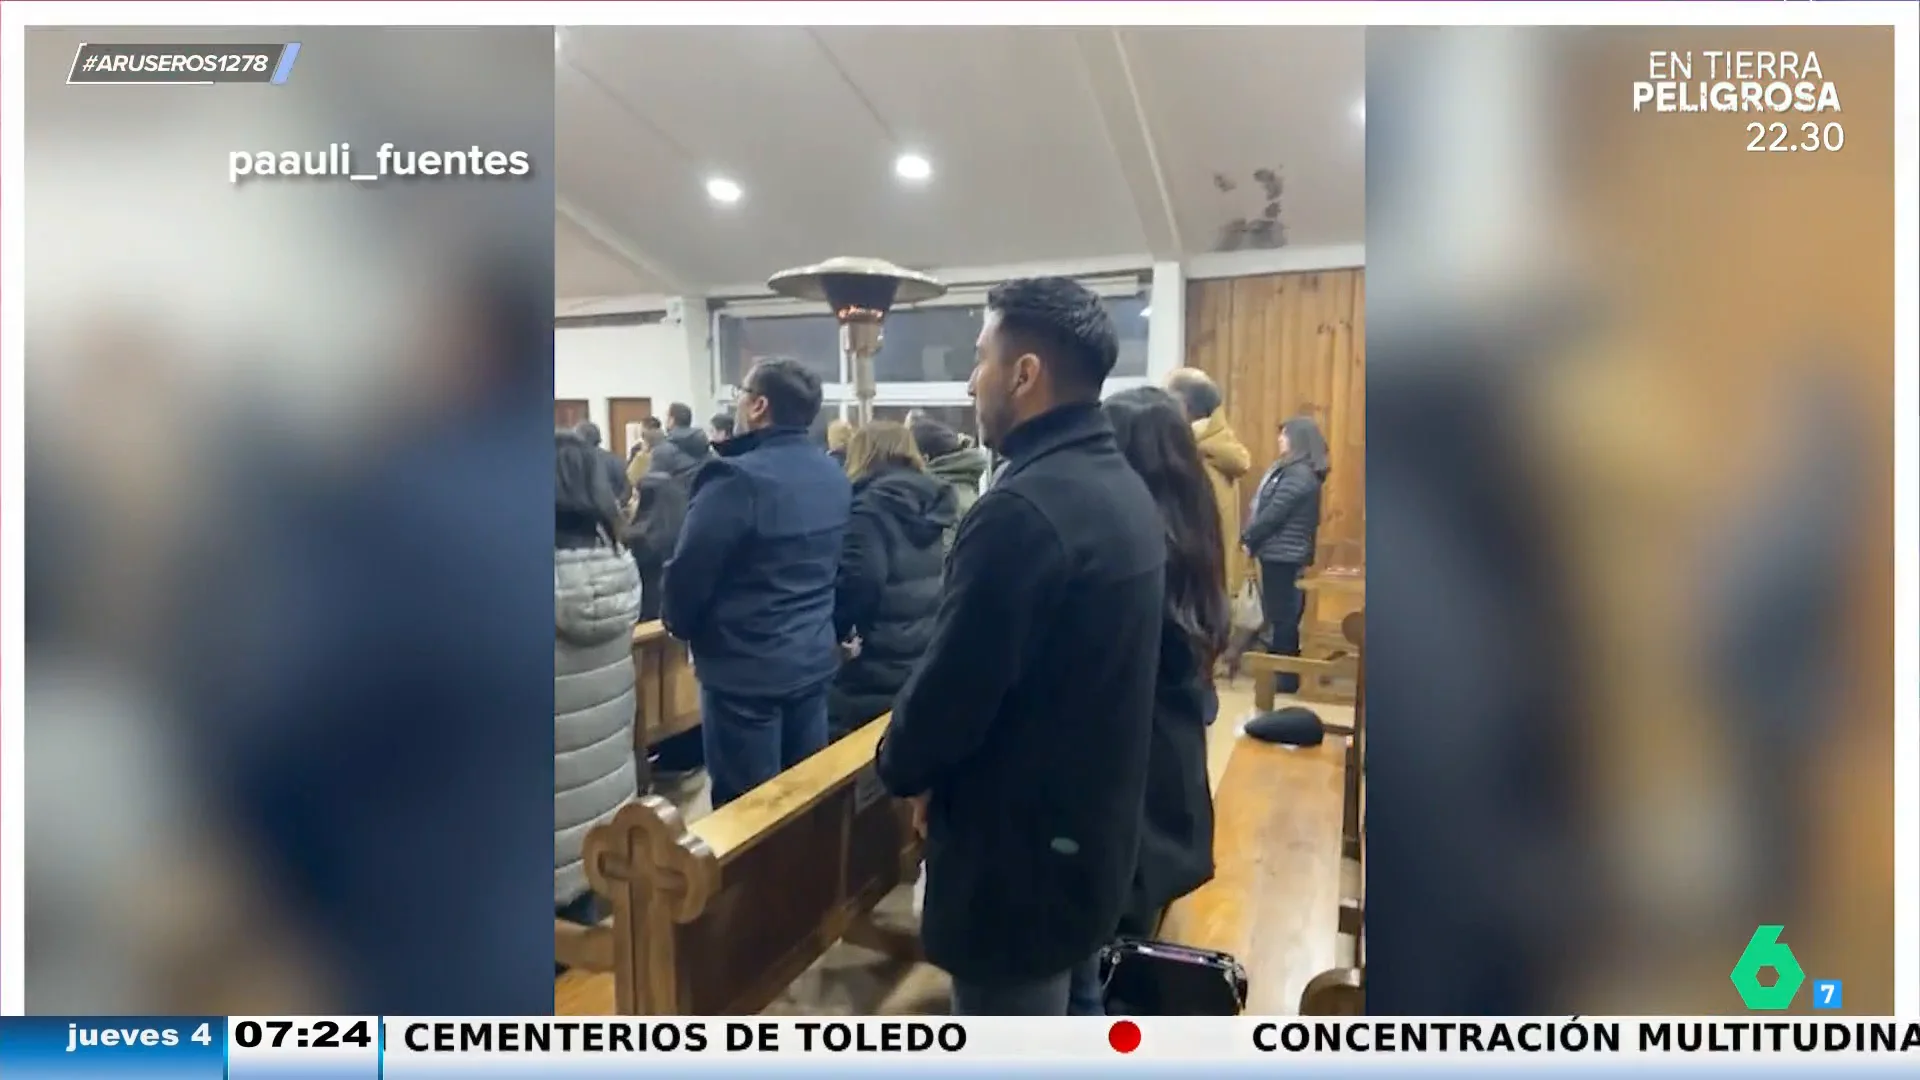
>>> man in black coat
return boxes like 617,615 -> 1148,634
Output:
875,277 -> 1165,1015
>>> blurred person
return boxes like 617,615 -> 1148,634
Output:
876,278 -> 1164,1016
624,447 -> 685,624
910,415 -> 989,552
826,416 -> 854,467
1242,416 -> 1330,695
156,255 -> 562,1012
662,359 -> 851,807
637,403 -> 713,786
626,415 -> 664,488
1164,367 -> 1252,585
573,420 -> 632,505
827,422 -> 957,741
1100,387 -> 1226,947
649,401 -> 712,478
709,411 -> 735,445
625,428 -> 702,786
552,430 -> 642,937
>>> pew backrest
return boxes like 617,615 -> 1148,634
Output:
632,620 -> 701,749
583,713 -> 921,1014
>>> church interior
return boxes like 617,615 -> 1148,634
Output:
552,23 -> 1368,1017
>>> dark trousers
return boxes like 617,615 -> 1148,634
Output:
652,728 -> 705,774
952,953 -> 1104,1016
554,892 -> 603,975
700,683 -> 829,808
1259,559 -> 1306,694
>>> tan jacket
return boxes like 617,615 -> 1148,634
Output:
1192,412 -> 1252,586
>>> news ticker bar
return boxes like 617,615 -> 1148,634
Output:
3,1016 -> 1920,1078
65,42 -> 302,85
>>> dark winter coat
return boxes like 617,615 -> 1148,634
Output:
876,403 -> 1166,986
827,465 -> 957,737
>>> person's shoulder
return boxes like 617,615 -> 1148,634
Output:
963,484 -> 1057,542
687,455 -> 743,494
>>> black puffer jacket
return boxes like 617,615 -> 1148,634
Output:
827,465 -> 957,737
1243,458 -> 1326,565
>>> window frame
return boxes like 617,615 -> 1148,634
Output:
711,273 -> 1152,406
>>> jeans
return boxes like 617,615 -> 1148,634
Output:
1259,559 -> 1306,694
700,683 -> 829,808
952,953 -> 1104,1016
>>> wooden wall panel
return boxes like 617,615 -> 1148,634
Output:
1185,270 -> 1366,588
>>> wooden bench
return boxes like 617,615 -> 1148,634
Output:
557,713 -> 922,1014
631,620 -> 700,750
1161,611 -> 1365,1015
1299,610 -> 1365,1015
1159,731 -> 1346,1014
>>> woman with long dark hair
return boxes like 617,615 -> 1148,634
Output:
1100,387 -> 1229,938
1243,415 -> 1331,694
554,430 -> 641,937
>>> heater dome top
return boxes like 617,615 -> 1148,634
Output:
767,256 -> 947,309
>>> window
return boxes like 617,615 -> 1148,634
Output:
871,297 -> 1149,383
717,292 -> 1150,389
714,313 -> 840,388
871,403 -> 978,439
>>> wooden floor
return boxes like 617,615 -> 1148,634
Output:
555,677 -> 1351,1015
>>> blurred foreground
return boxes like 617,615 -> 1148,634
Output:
1366,26 -> 1898,1013
22,28 -> 559,1013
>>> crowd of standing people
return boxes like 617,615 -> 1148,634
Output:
551,276 -> 1330,1014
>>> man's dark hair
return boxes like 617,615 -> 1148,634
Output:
1166,370 -> 1223,420
640,414 -> 663,432
984,277 -> 1120,399
666,402 -> 694,429
710,412 -> 734,438
743,358 -> 823,429
573,420 -> 603,447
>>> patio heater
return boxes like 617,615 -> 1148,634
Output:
765,256 -> 946,426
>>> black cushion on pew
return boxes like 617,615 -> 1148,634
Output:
1243,706 -> 1326,748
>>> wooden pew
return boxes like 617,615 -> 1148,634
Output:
561,714 -> 922,1014
631,620 -> 701,749
1300,610 -> 1365,1015
1159,732 -> 1346,1014
1162,610 -> 1365,1015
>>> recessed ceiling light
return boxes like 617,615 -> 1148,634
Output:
1353,99 -> 1366,126
894,153 -> 932,182
706,177 -> 743,204
1140,306 -> 1152,318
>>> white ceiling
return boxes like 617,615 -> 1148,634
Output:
555,26 -> 1364,304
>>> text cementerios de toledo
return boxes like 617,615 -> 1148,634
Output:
229,143 -> 533,185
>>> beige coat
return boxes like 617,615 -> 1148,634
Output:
1192,412 -> 1253,586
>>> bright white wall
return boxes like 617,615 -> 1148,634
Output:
554,322 -> 696,437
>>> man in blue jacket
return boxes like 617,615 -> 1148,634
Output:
661,358 -> 851,807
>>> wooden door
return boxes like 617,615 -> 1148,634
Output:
607,397 -> 653,462
555,399 -> 589,430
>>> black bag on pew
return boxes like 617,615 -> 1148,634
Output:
1098,937 -> 1249,1015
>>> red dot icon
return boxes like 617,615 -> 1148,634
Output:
1108,1019 -> 1141,1054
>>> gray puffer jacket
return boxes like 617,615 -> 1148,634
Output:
554,544 -> 642,906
